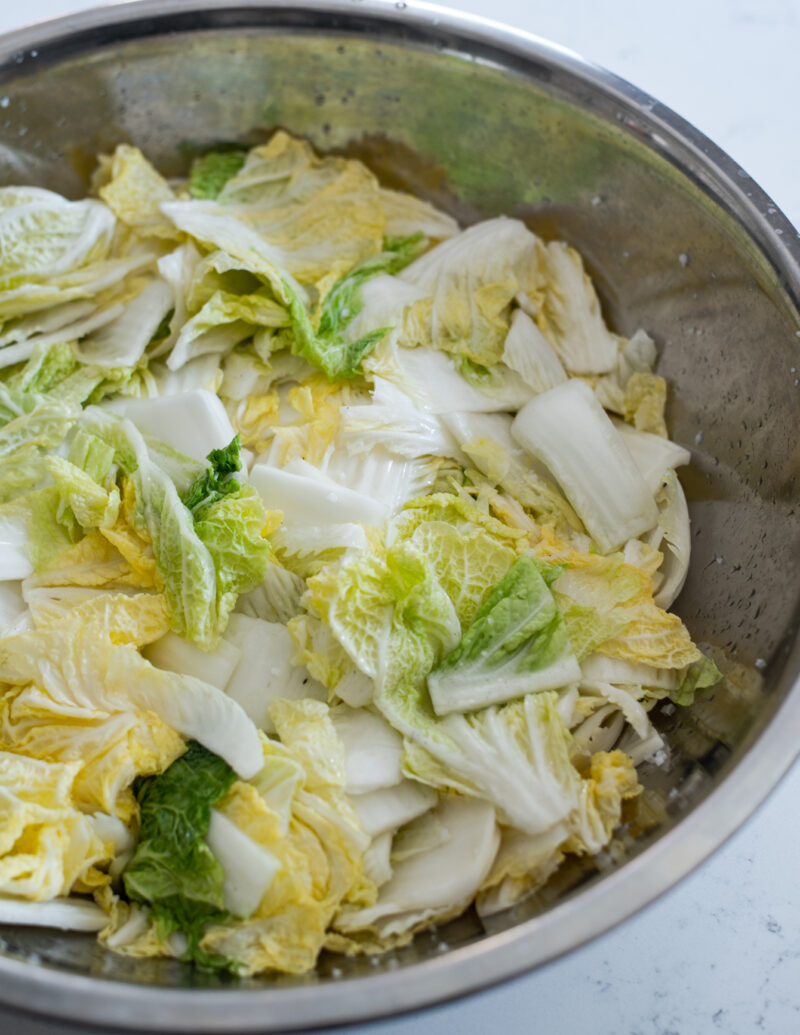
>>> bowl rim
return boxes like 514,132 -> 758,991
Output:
0,1 -> 799,1031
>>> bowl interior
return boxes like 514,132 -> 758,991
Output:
0,3 -> 798,1030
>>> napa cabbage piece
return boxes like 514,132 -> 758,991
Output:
614,421 -> 690,497
390,493 -> 525,625
344,273 -> 425,346
304,513 -> 572,832
587,328 -> 666,433
0,184 -> 163,354
0,399 -> 82,503
0,186 -> 115,289
161,245 -> 290,369
288,611 -> 372,702
333,795 -> 499,941
166,287 -> 287,371
151,352 -> 222,398
0,409 -> 146,579
163,131 -> 383,290
361,831 -> 393,889
251,372 -> 364,468
0,306 -> 121,372
476,821 -> 567,917
623,371 -> 668,437
46,453 -> 120,532
0,246 -> 159,337
96,145 -> 178,239
250,462 -> 386,528
0,338 -> 150,423
304,536 -> 460,692
304,498 -> 643,840
651,471 -> 691,609
397,692 -> 583,834
164,185 -> 423,380
339,376 -> 460,460
328,705 -> 405,795
520,238 -> 620,375
0,583 -> 25,633
20,510 -> 161,602
0,751 -> 111,900
376,187 -> 459,241
151,241 -> 203,355
0,486 -> 80,578
441,410 -> 581,532
671,653 -> 724,708
79,410 -> 271,647
315,447 -> 442,521
398,217 -> 539,366
501,307 -> 568,393
220,614 -> 327,734
76,409 -> 217,636
511,379 -> 658,552
0,340 -> 150,424
145,630 -> 241,692
349,780 -> 437,839
0,341 -> 79,425
0,682 -> 185,822
0,299 -> 94,352
77,276 -> 174,368
316,233 -> 427,345
578,679 -> 655,744
563,749 -> 641,854
531,526 -> 721,699
427,556 -> 580,715
476,748 -> 640,916
122,741 -> 238,970
235,560 -> 305,625
367,340 -> 531,414
0,343 -> 153,517
213,132 -> 385,283
0,593 -> 263,778
284,232 -> 428,381
192,483 -> 273,639
193,702 -> 373,975
205,808 -> 282,918
107,390 -> 237,465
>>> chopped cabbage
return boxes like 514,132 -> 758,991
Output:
512,379 -> 659,552
0,130 -> 720,978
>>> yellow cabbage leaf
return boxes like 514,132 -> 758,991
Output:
0,751 -> 111,899
0,593 -> 262,781
0,688 -> 184,822
97,145 -> 179,240
214,131 -> 386,296
564,749 -> 641,855
532,525 -> 702,670
623,371 -> 668,437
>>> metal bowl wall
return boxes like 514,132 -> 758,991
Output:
0,2 -> 798,1030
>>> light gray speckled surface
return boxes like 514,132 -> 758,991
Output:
1,1 -> 798,1033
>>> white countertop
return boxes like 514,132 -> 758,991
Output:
1,1 -> 799,1033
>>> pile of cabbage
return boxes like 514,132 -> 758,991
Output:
0,132 -> 720,974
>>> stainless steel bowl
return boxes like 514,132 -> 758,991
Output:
0,2 -> 798,1030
